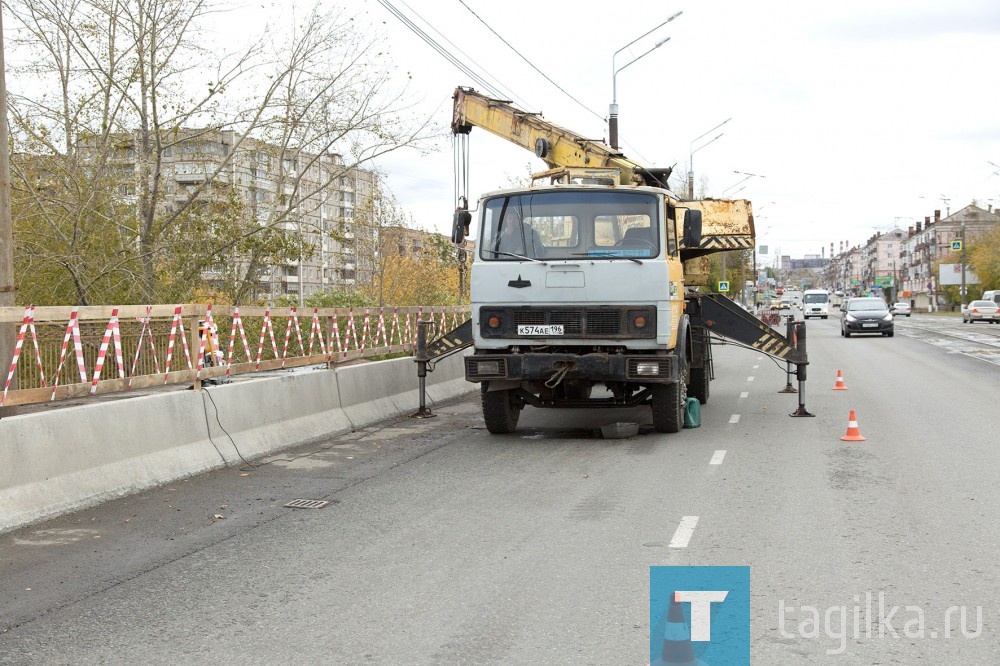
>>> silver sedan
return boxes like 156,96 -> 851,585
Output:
962,300 -> 1000,323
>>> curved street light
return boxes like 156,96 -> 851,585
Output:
608,11 -> 682,150
722,169 -> 766,196
687,118 -> 731,199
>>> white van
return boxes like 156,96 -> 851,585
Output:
983,290 -> 1000,305
802,289 -> 831,319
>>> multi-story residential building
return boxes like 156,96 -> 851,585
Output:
857,228 -> 906,301
109,128 -> 378,302
897,205 -> 999,309
823,205 -> 999,311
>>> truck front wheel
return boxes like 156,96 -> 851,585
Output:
481,384 -> 521,434
650,380 -> 686,434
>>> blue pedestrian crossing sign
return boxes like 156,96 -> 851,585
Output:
951,240 -> 962,251
718,280 -> 730,292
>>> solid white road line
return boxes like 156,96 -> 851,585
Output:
669,516 -> 699,548
710,450 -> 726,465
729,414 -> 741,424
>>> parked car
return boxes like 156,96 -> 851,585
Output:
962,300 -> 1000,324
841,297 -> 894,337
891,302 -> 911,317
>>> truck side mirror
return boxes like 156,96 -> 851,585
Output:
452,209 -> 472,244
683,209 -> 703,248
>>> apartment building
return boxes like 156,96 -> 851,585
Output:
822,205 -> 999,310
898,205 -> 1000,309
109,128 -> 378,302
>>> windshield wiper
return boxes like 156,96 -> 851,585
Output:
571,251 -> 643,265
483,249 -> 547,264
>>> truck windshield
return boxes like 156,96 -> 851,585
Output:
480,190 -> 662,261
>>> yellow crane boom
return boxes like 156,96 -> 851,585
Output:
451,86 -> 753,258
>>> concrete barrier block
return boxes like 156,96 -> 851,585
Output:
0,391 -> 226,534
0,350 -> 476,535
199,370 -> 352,460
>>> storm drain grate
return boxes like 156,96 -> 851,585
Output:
284,499 -> 331,510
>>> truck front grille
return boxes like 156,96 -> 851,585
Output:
481,307 -> 655,339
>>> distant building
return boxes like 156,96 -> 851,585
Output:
105,128 -> 378,302
897,205 -> 999,309
822,205 -> 999,310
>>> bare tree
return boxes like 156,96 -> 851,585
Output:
5,0 -> 436,304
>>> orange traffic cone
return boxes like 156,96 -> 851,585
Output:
832,369 -> 848,390
840,410 -> 866,441
651,592 -> 707,666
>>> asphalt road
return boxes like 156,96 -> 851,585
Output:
1,311 -> 997,664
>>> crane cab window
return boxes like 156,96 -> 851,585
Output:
480,190 -> 660,262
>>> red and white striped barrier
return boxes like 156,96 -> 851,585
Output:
163,305 -> 193,382
360,309 -> 371,354
128,306 -> 161,389
2,306 -> 46,406
2,304 -> 468,406
255,308 -> 280,370
226,306 -> 255,376
389,309 -> 402,347
307,309 -> 327,357
375,310 -> 389,348
50,307 -> 88,400
90,308 -> 126,394
329,315 -> 344,361
280,308 -> 307,368
346,308 -> 359,352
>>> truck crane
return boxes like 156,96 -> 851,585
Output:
423,87 -> 809,434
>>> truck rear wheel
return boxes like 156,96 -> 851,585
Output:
689,367 -> 710,404
651,379 -> 686,434
481,384 -> 521,434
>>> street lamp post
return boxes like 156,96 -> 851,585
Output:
960,220 -> 967,310
719,170 -> 763,285
688,118 -> 731,199
609,11 -> 682,150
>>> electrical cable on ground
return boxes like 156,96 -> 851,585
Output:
201,387 -> 257,470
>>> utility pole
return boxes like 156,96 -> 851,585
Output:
960,220 -> 967,310
0,11 -> 18,417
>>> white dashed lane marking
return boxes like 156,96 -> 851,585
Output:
729,414 -> 741,424
669,516 -> 699,548
739,392 -> 749,399
710,450 -> 727,465
747,376 -> 755,382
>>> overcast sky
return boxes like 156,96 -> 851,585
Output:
351,0 -> 1000,260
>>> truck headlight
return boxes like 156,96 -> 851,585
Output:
474,360 -> 501,375
635,361 -> 661,376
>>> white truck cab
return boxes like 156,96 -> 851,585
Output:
802,289 -> 831,319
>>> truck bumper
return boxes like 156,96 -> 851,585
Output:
465,352 -> 679,384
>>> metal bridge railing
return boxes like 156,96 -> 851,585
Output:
0,304 -> 469,408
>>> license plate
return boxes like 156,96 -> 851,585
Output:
862,323 -> 878,328
517,324 -> 564,336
